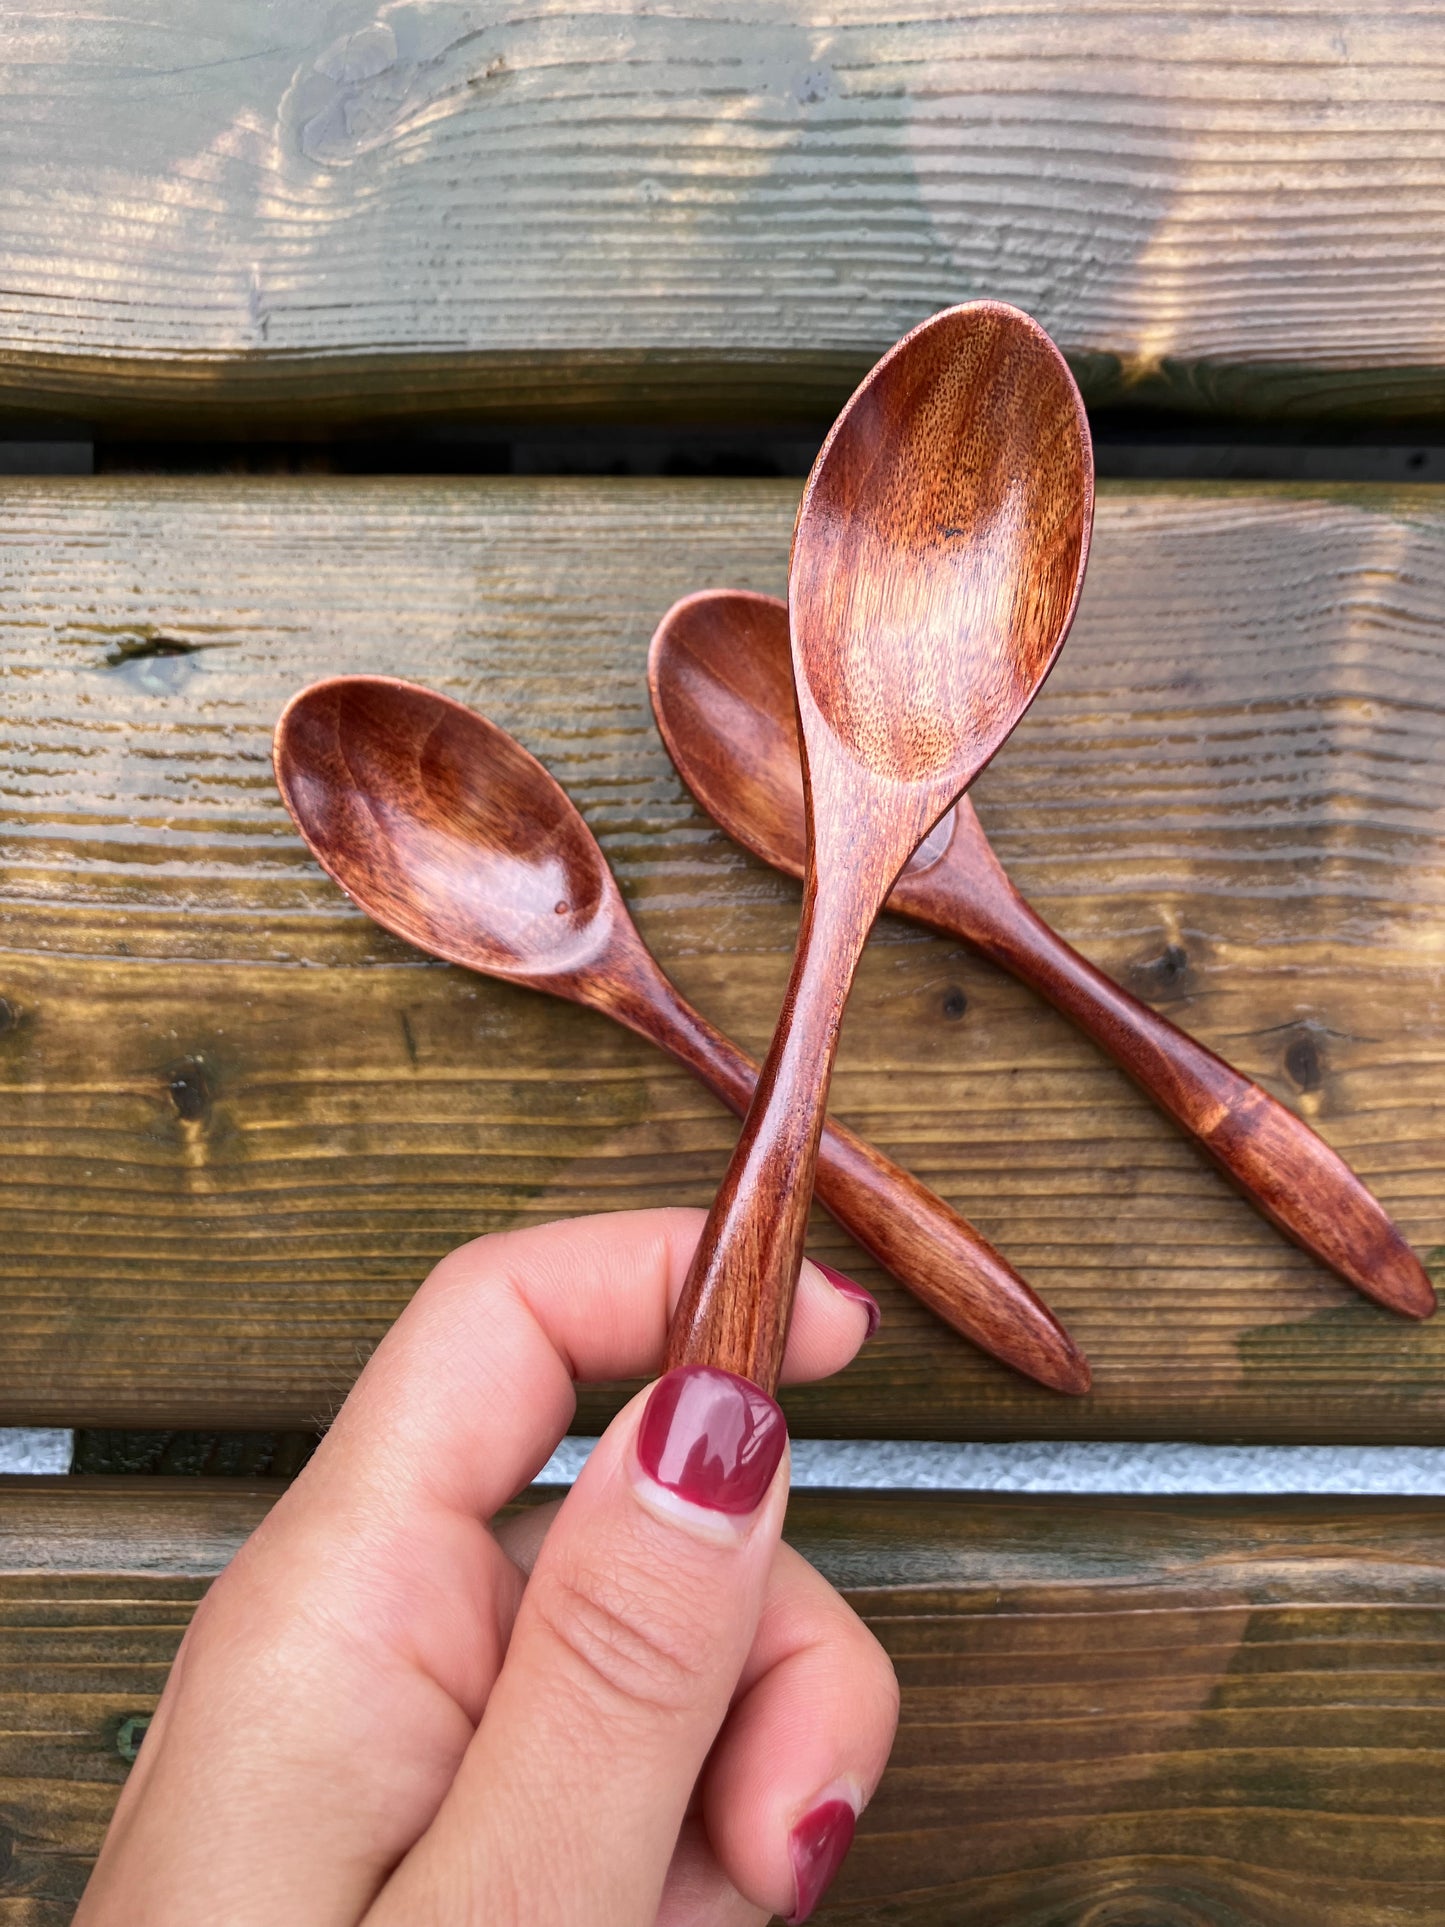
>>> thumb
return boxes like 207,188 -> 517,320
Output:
366,1366 -> 789,1927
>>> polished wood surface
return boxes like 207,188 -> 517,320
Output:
5,5 -> 1445,429
2,476 -> 1443,1439
274,675 -> 1088,1393
650,589 -> 1437,1324
8,1479 -> 1445,1923
666,305 -> 1093,1391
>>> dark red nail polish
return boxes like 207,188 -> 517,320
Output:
814,1261 -> 881,1339
786,1798 -> 857,1924
636,1366 -> 786,1514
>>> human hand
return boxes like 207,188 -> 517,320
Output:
76,1209 -> 898,1925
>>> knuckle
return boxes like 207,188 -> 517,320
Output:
530,1560 -> 709,1720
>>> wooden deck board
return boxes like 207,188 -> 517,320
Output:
4,5 -> 1445,425
2,476 -> 1443,1437
1,1481 -> 1444,1923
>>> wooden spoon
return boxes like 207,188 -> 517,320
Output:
273,673 -> 1091,1394
649,588 -> 1437,1324
665,301 -> 1094,1392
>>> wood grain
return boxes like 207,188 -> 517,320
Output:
4,4 -> 1445,428
7,1479 -> 1445,1923
2,476 -> 1444,1437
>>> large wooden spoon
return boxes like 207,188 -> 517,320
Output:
665,302 -> 1094,1392
649,588 -> 1437,1323
273,673 -> 1091,1393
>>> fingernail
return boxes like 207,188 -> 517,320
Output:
813,1261 -> 881,1339
636,1366 -> 787,1515
786,1797 -> 858,1923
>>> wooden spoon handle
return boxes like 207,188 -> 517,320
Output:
811,1110 -> 1090,1390
663,879 -> 874,1393
611,970 -> 1089,1393
953,887 -> 1435,1319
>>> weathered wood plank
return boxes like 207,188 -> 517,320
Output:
2,476 -> 1443,1436
4,5 -> 1445,426
3,1481 -> 1445,1923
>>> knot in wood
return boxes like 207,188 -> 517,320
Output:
166,1058 -> 212,1124
1130,939 -> 1191,999
1284,1028 -> 1325,1094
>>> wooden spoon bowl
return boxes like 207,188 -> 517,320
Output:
790,303 -> 1091,796
275,675 -> 616,984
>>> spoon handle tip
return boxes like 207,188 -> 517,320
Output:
937,886 -> 1434,1320
810,1114 -> 1093,1393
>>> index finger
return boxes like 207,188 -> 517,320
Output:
307,1207 -> 872,1525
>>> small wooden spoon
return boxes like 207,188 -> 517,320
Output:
649,589 -> 1437,1323
273,673 -> 1091,1393
666,302 -> 1094,1392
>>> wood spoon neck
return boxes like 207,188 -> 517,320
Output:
896,814 -> 1042,958
804,718 -> 966,922
589,938 -> 766,1121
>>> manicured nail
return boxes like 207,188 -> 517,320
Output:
787,1797 -> 858,1923
636,1366 -> 787,1515
813,1261 -> 881,1339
